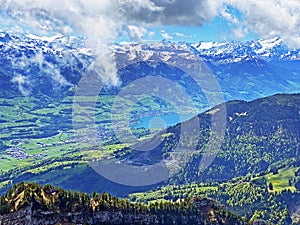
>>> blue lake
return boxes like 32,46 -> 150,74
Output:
132,113 -> 195,129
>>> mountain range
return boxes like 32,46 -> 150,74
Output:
1,32 -> 300,103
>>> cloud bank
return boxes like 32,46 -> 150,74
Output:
1,0 -> 298,46
118,0 -> 218,26
127,25 -> 147,41
227,0 -> 300,48
1,0 -> 300,44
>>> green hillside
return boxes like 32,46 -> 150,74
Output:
129,163 -> 300,224
1,93 -> 300,224
0,182 -> 247,225
122,93 -> 300,185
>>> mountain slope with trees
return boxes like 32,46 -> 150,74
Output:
124,93 -> 300,184
0,182 -> 247,225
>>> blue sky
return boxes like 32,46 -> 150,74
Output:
119,17 -> 258,43
119,4 -> 258,43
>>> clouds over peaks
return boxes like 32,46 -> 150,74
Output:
1,0 -> 300,47
1,0 -> 300,89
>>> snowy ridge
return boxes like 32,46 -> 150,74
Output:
115,37 -> 300,65
1,31 -> 298,73
0,32 -> 93,96
0,30 -> 300,98
190,37 -> 300,63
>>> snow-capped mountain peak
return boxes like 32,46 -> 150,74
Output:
0,31 -> 299,105
190,37 -> 298,64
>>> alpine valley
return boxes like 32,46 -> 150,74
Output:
0,32 -> 300,224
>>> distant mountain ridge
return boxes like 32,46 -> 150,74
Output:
191,37 -> 293,63
117,37 -> 300,64
0,31 -> 299,103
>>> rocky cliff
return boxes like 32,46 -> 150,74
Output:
0,182 -> 247,225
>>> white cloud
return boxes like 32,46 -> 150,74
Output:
43,61 -> 72,86
225,0 -> 300,48
220,7 -> 239,25
161,31 -> 173,40
175,32 -> 186,37
11,75 -> 31,96
148,31 -> 155,38
127,25 -> 147,41
232,27 -> 247,39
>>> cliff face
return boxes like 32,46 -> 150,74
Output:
0,205 -> 246,225
0,206 -> 31,225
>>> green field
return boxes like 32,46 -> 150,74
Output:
265,166 -> 300,193
0,93 -> 174,192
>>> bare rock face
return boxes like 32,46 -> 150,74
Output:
0,208 -> 156,225
0,208 -> 185,225
252,220 -> 267,225
0,204 -> 246,225
0,206 -> 31,225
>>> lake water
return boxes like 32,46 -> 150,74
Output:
131,113 -> 195,129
